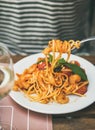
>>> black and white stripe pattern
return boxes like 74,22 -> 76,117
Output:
0,0 -> 90,55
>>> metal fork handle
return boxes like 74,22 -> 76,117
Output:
81,36 -> 95,44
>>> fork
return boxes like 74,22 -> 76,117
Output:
80,36 -> 95,44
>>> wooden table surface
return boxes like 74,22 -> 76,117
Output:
12,55 -> 95,130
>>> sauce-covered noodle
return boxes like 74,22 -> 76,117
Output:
13,39 -> 89,104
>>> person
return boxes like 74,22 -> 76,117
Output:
0,0 -> 93,55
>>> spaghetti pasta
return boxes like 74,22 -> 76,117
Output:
13,39 -> 89,104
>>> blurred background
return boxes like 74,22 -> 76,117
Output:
0,0 -> 95,56
89,0 -> 95,55
77,0 -> 95,56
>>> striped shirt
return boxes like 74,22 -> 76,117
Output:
0,0 -> 91,55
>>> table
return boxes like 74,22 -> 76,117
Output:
12,55 -> 95,130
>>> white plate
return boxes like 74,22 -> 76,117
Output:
10,53 -> 95,114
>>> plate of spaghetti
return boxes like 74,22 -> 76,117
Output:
10,39 -> 95,114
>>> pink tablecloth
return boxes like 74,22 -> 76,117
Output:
0,96 -> 52,130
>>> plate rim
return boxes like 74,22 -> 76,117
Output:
10,53 -> 95,114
